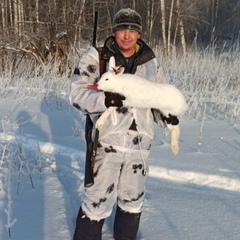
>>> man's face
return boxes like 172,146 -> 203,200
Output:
113,29 -> 140,56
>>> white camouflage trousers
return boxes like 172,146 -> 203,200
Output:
81,130 -> 151,221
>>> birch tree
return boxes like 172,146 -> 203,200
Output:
146,0 -> 155,44
160,0 -> 167,56
167,0 -> 175,56
35,0 -> 40,32
8,0 -> 13,34
74,0 -> 87,49
13,0 -> 18,35
1,0 -> 6,39
18,0 -> 24,40
131,0 -> 136,9
176,0 -> 187,56
210,0 -> 220,47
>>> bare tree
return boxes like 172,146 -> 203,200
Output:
210,0 -> 220,47
13,0 -> 18,35
1,0 -> 6,39
146,0 -> 154,44
176,0 -> 187,56
74,0 -> 87,49
167,0 -> 175,56
35,0 -> 40,32
160,0 -> 167,56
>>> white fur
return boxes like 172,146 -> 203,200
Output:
94,57 -> 188,155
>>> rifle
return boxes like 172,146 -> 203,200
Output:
84,11 -> 99,187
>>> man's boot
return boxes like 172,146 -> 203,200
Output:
114,206 -> 141,240
73,208 -> 104,240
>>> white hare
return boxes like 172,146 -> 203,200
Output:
88,57 -> 188,155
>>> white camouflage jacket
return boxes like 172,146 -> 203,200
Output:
69,37 -> 166,143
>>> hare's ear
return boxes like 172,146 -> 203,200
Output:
109,56 -> 125,75
109,56 -> 116,69
118,67 -> 125,75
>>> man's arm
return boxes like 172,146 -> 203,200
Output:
69,47 -> 106,114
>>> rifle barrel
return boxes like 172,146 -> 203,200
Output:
92,11 -> 98,46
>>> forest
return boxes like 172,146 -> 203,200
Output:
0,0 -> 240,71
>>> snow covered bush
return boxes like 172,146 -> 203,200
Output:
155,48 -> 240,126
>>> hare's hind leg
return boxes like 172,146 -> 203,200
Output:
96,107 -> 116,130
167,124 -> 180,155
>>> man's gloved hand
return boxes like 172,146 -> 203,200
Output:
105,92 -> 126,108
161,113 -> 179,125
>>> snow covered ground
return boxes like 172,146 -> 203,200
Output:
0,50 -> 240,240
0,92 -> 239,240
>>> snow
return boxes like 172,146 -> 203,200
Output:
0,81 -> 240,239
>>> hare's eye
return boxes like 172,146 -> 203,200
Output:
105,78 -> 109,81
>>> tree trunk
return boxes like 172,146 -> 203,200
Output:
160,0 -> 167,56
8,0 -> 13,31
167,0 -> 175,56
74,0 -> 86,49
176,0 -> 187,56
132,0 -> 136,9
18,0 -> 24,39
146,0 -> 154,45
13,0 -> 18,35
35,0 -> 39,32
1,0 -> 6,38
210,0 -> 220,47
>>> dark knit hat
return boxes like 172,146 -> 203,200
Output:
112,8 -> 142,33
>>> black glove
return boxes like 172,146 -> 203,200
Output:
105,92 -> 126,108
161,113 -> 179,125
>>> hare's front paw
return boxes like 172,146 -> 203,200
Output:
96,119 -> 105,130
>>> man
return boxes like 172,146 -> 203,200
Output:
69,8 -> 166,240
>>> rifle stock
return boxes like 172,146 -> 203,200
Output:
84,11 -> 99,187
84,114 -> 94,187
